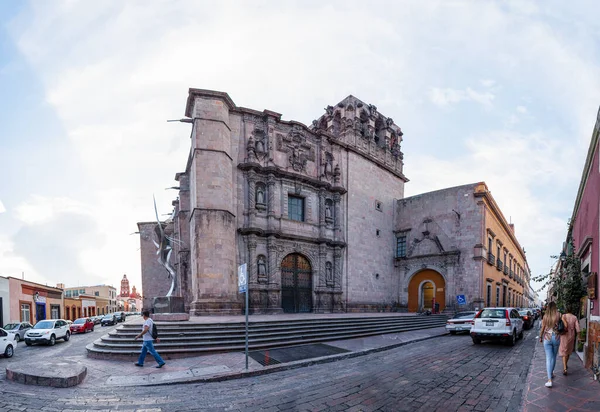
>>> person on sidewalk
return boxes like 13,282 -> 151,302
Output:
134,310 -> 165,368
540,301 -> 562,388
559,305 -> 580,375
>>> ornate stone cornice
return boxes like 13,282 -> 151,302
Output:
238,228 -> 346,248
237,163 -> 347,195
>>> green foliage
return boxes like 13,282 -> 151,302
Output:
534,253 -> 586,314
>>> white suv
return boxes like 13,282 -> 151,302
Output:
25,319 -> 71,346
470,307 -> 524,346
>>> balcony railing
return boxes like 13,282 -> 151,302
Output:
504,266 -> 509,275
488,253 -> 495,265
496,259 -> 503,271
510,270 -> 514,279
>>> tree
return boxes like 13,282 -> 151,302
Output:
534,252 -> 586,314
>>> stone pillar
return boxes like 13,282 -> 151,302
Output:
333,193 -> 342,241
267,237 -> 282,313
267,236 -> 278,286
333,247 -> 342,289
187,91 -> 241,315
248,172 -> 256,228
267,174 -> 276,231
318,190 -> 326,238
248,235 -> 257,284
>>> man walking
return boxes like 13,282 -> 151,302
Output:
134,310 -> 165,368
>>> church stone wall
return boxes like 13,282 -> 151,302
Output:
345,150 -> 405,311
395,183 -> 485,311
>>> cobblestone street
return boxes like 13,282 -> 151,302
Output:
0,328 -> 537,411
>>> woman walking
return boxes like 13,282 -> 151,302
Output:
559,305 -> 580,375
539,301 -> 562,388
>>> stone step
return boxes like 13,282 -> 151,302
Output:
108,316 -> 445,338
87,314 -> 447,360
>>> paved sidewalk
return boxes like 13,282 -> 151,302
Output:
76,325 -> 449,388
523,340 -> 600,411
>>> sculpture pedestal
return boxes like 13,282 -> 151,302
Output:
151,297 -> 189,321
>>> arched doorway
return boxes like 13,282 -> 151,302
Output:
407,269 -> 446,312
281,253 -> 313,313
421,281 -> 435,310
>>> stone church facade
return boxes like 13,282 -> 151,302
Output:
138,89 -> 530,315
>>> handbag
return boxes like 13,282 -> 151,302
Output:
557,316 -> 566,334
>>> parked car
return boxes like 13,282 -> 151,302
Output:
70,318 -> 95,334
0,328 -> 17,358
101,314 -> 117,326
24,319 -> 70,346
2,321 -> 33,342
446,311 -> 477,335
470,307 -> 524,346
519,310 -> 535,329
91,316 -> 102,325
116,312 -> 126,322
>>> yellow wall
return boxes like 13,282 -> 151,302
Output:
480,190 -> 527,307
408,270 -> 446,312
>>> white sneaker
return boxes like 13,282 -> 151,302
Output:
545,381 -> 553,388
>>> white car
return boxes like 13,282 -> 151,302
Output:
470,307 -> 524,346
25,319 -> 71,346
0,327 -> 17,357
446,311 -> 478,335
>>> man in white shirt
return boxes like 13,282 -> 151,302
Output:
134,310 -> 165,368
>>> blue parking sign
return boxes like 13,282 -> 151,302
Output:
456,295 -> 466,305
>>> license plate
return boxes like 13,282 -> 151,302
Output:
486,321 -> 494,326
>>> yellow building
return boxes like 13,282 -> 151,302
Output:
477,183 -> 529,308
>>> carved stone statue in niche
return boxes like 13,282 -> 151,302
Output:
325,200 -> 333,222
255,184 -> 266,209
326,262 -> 333,285
253,128 -> 267,160
257,255 -> 267,279
322,151 -> 334,180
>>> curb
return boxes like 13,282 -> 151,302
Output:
6,360 -> 87,388
108,331 -> 449,387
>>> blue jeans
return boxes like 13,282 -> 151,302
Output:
543,333 -> 560,380
138,340 -> 165,366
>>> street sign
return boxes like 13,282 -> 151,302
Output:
456,295 -> 467,305
238,264 -> 247,293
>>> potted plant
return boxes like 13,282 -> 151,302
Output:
579,328 -> 587,342
577,340 -> 584,352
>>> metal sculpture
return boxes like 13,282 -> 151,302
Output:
153,196 -> 177,297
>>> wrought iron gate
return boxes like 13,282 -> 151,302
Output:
281,254 -> 313,313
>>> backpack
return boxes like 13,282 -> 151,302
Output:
150,323 -> 158,340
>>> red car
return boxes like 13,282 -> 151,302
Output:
70,318 -> 94,334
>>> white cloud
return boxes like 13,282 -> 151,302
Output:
14,195 -> 91,225
429,87 -> 495,108
4,0 -> 600,293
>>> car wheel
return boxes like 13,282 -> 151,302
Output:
4,345 -> 14,358
49,335 -> 56,346
450,331 -> 456,335
91,326 -> 94,332
472,337 -> 481,344
14,335 -> 20,342
64,332 -> 70,342
507,330 -> 516,346
25,340 -> 32,346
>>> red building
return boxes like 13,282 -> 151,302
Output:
568,107 -> 600,369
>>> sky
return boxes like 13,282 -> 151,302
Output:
1,0 -> 599,300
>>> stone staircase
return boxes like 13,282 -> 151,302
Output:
86,314 -> 448,360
